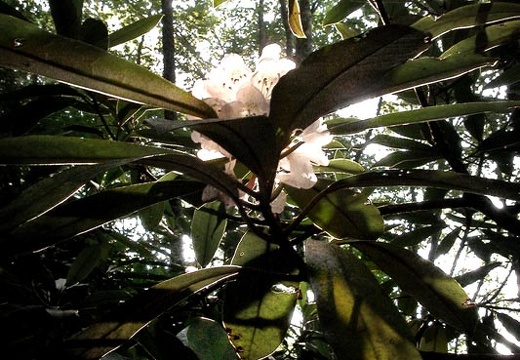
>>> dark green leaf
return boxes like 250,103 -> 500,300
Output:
0,15 -> 216,118
286,180 -> 384,240
496,312 -> 520,341
370,134 -> 433,151
436,227 -> 460,257
418,323 -> 448,352
139,201 -> 166,231
270,24 -> 430,147
223,232 -> 299,360
412,2 -> 520,39
454,262 -> 502,287
108,14 -> 163,48
351,241 -> 479,333
49,0 -> 83,38
191,201 -> 228,267
66,243 -> 111,285
68,266 -> 240,359
329,101 -> 520,135
372,150 -> 441,169
80,18 -> 108,49
305,239 -> 421,360
185,317 -> 237,360
391,223 -> 445,247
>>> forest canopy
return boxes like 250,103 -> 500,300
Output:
1,0 -> 520,359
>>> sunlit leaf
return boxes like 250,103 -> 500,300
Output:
323,0 -> 364,26
0,15 -> 216,118
370,134 -> 434,151
108,14 -> 163,47
286,180 -> 384,239
485,63 -> 520,89
191,201 -> 228,267
412,2 -> 520,39
441,20 -> 520,59
223,232 -> 299,360
305,239 -> 421,360
372,150 -> 441,169
185,317 -> 237,360
270,24 -> 430,147
289,0 -> 306,38
418,323 -> 448,352
329,100 -> 520,135
213,0 -> 227,6
315,158 -> 365,175
351,241 -> 479,333
139,201 -> 166,231
68,266 -> 241,359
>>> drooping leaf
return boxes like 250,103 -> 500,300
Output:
323,0 -> 364,26
0,162 -> 130,233
370,134 -> 434,151
185,317 -> 238,360
108,14 -> 163,48
412,2 -> 520,39
496,312 -> 520,342
305,239 -> 421,360
0,14 -> 216,118
2,179 -> 205,254
286,180 -> 384,240
391,223 -> 445,247
191,201 -> 228,267
289,0 -> 306,38
351,241 -> 479,333
454,262 -> 502,287
66,242 -> 112,286
269,24 -> 430,147
436,227 -> 461,257
372,150 -> 441,169
67,266 -> 241,359
328,100 -> 520,135
223,232 -> 299,360
440,20 -> 520,59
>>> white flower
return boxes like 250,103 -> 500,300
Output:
189,46 -> 331,212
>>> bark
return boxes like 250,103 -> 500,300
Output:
258,0 -> 267,53
294,0 -> 313,64
161,0 -> 177,120
278,0 -> 295,58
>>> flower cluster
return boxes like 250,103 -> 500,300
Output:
190,44 -> 332,211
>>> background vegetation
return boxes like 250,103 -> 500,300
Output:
1,0 -> 520,359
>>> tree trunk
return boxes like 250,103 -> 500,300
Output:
295,0 -> 312,64
161,0 -> 177,120
278,0 -> 295,58
258,0 -> 267,53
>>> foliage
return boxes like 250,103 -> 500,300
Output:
1,0 -> 520,359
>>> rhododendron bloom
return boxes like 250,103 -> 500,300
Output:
189,44 -> 332,212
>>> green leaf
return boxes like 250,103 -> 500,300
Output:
191,201 -> 228,267
329,100 -> 520,135
185,317 -> 237,360
315,158 -> 365,175
441,20 -> 520,59
0,14 -> 216,118
108,14 -> 163,47
391,223 -> 445,247
213,0 -> 227,6
370,134 -> 434,151
3,180 -> 205,254
436,227 -> 461,257
496,312 -> 520,341
412,2 -> 520,39
286,180 -> 384,240
372,150 -> 441,169
223,232 -> 299,360
323,0 -> 364,26
270,24 -> 430,147
418,323 -> 448,352
68,265 -> 241,359
66,242 -> 111,285
49,0 -> 83,38
485,63 -> 520,89
139,201 -> 166,231
305,239 -> 421,360
454,262 -> 502,287
0,135 -> 173,165
326,169 -> 520,201
289,0 -> 306,38
351,241 -> 479,333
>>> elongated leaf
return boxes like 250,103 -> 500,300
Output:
412,2 -> 520,39
223,232 -> 299,360
287,180 -> 384,239
372,150 -> 441,169
391,223 -> 445,247
68,266 -> 241,359
323,0 -> 364,26
191,201 -> 228,267
108,14 -> 163,47
269,24 -> 430,147
289,0 -> 306,38
185,317 -> 237,360
49,0 -> 83,38
326,169 -> 520,201
370,134 -> 434,151
329,101 -> 520,135
305,239 -> 421,360
315,158 -> 365,175
496,312 -> 520,341
441,20 -> 520,59
66,242 -> 111,285
0,135 -> 172,165
2,180 -> 205,254
454,262 -> 502,287
351,241 -> 479,333
0,162 -> 129,232
0,14 -> 215,118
